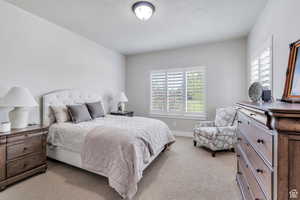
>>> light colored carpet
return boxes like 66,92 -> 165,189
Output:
0,137 -> 240,200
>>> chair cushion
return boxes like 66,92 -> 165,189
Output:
214,107 -> 236,127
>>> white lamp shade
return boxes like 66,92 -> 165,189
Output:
0,87 -> 38,107
118,92 -> 128,102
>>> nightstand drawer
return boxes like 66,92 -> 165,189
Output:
7,135 -> 44,160
7,153 -> 46,178
7,131 -> 47,143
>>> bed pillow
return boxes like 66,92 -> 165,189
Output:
86,101 -> 105,119
67,104 -> 92,124
50,106 -> 71,123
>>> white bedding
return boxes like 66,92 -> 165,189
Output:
48,115 -> 175,199
48,115 -> 174,153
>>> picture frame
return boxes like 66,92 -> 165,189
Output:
282,39 -> 300,102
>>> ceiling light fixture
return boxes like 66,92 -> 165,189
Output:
132,1 -> 155,21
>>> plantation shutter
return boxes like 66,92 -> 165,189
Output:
151,72 -> 167,112
186,69 -> 206,115
150,67 -> 206,118
250,59 -> 259,84
167,71 -> 184,112
259,48 -> 272,88
250,40 -> 272,89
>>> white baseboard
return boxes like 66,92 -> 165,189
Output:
172,130 -> 193,138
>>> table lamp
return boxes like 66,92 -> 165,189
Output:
0,87 -> 38,129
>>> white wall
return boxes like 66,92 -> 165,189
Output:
0,0 -> 125,123
126,38 -> 247,132
248,0 -> 300,99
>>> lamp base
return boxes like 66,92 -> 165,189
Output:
9,107 -> 30,129
118,102 -> 125,112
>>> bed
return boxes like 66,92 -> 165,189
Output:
42,90 -> 175,199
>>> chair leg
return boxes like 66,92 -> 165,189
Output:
193,140 -> 197,147
212,151 -> 216,157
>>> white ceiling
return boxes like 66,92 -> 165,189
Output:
6,0 -> 267,55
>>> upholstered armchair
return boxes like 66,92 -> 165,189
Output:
193,107 -> 237,157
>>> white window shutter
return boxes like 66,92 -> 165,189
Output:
151,72 -> 167,112
167,71 -> 184,112
250,59 -> 259,84
259,48 -> 272,88
186,69 -> 206,114
150,67 -> 206,118
250,47 -> 272,89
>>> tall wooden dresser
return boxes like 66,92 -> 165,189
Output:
237,101 -> 300,200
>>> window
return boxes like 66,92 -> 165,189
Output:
250,47 -> 272,89
150,67 -> 206,119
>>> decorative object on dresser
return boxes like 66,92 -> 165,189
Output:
0,125 -> 48,191
248,82 -> 263,102
0,87 -> 38,129
282,39 -> 300,102
110,111 -> 134,117
117,92 -> 128,112
262,89 -> 272,103
236,101 -> 300,200
193,107 -> 237,157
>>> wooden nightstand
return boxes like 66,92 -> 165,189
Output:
110,111 -> 134,117
0,125 -> 48,191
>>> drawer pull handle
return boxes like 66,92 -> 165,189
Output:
250,113 -> 256,116
237,154 -> 241,158
23,147 -> 28,151
257,139 -> 264,144
23,163 -> 28,168
237,137 -> 242,141
256,169 -> 264,174
238,120 -> 242,124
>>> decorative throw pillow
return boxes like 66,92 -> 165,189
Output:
50,106 -> 71,123
67,104 -> 92,124
86,101 -> 105,119
214,107 -> 236,127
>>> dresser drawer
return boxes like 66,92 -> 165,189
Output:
7,153 -> 46,178
237,147 -> 267,200
238,112 -> 273,165
238,131 -> 272,200
7,135 -> 44,160
237,171 -> 253,200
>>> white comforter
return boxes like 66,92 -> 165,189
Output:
48,115 -> 175,199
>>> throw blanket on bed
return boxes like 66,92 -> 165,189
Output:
81,118 -> 175,199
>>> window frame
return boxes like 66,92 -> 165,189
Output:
149,66 -> 206,120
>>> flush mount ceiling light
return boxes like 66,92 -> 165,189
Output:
132,1 -> 155,21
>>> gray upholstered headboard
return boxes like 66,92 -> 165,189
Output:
42,89 -> 103,126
